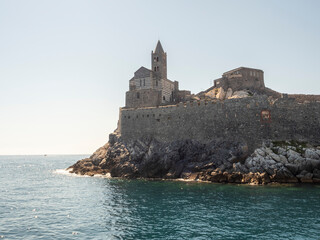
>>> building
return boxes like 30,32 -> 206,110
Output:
125,41 -> 190,108
214,67 -> 265,93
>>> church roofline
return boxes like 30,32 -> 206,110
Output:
223,67 -> 264,75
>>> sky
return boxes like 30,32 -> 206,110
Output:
0,0 -> 319,155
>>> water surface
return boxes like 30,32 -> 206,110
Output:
0,155 -> 320,239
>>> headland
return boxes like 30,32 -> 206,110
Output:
68,41 -> 320,184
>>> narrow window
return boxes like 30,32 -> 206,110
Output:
163,96 -> 165,101
157,66 -> 159,71
157,57 -> 159,62
143,79 -> 145,86
137,92 -> 140,99
140,79 -> 142,86
154,67 -> 156,71
156,80 -> 158,87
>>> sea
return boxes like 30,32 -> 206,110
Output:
0,155 -> 320,240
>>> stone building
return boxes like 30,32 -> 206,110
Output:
214,67 -> 265,92
125,41 -> 190,108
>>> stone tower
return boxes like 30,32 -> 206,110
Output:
151,40 -> 167,80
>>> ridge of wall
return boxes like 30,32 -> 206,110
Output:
118,96 -> 320,150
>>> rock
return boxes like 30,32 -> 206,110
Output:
305,149 -> 320,160
270,153 -> 281,162
254,148 -> 265,157
68,131 -> 320,185
216,87 -> 226,100
230,90 -> 249,99
265,148 -> 273,155
313,169 -> 320,179
279,155 -> 288,164
225,88 -> 233,99
277,147 -> 287,156
287,150 -> 301,163
285,163 -> 299,175
297,170 -> 313,183
270,167 -> 298,183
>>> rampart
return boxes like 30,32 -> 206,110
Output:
119,96 -> 320,151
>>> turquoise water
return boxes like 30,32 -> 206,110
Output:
0,155 -> 320,239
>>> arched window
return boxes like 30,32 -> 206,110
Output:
163,96 -> 165,101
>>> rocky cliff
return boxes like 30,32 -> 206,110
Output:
68,132 -> 320,184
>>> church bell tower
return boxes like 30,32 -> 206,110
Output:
151,40 -> 167,80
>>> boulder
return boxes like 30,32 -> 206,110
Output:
216,87 -> 226,100
305,149 -> 320,160
297,170 -> 313,183
225,88 -> 233,99
230,90 -> 249,99
254,148 -> 265,157
270,153 -> 281,162
270,167 -> 298,183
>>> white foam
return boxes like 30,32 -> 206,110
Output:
53,168 -> 111,178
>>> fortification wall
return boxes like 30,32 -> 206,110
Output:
119,96 -> 320,151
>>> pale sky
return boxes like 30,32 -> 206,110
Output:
1,0 -> 319,155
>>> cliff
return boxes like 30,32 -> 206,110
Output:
68,132 -> 320,184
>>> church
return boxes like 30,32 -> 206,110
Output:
125,41 -> 190,108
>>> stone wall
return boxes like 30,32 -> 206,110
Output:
125,89 -> 161,108
119,96 -> 320,151
214,68 -> 265,92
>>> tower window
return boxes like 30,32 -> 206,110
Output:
140,79 -> 142,86
137,92 -> 140,99
143,79 -> 145,86
154,67 -> 156,71
157,57 -> 159,62
156,80 -> 158,87
163,96 -> 165,101
157,66 -> 159,71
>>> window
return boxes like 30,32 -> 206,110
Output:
157,66 -> 159,71
140,79 -> 142,86
156,80 -> 158,87
154,67 -> 156,71
137,92 -> 140,99
163,96 -> 166,101
157,57 -> 159,62
143,79 -> 145,86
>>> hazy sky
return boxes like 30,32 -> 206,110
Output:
1,0 -> 319,155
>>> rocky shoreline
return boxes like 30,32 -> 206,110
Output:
68,132 -> 320,185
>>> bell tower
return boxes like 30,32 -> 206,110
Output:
151,40 -> 167,80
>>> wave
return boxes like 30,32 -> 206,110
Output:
53,168 -> 111,178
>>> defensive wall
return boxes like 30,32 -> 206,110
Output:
118,96 -> 320,151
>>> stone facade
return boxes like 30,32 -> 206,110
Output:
121,43 -> 320,151
214,67 -> 265,92
119,96 -> 320,151
125,41 -> 190,108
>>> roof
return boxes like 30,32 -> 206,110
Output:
223,67 -> 263,75
134,66 -> 152,74
154,40 -> 164,53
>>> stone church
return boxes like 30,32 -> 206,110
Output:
125,41 -> 190,108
